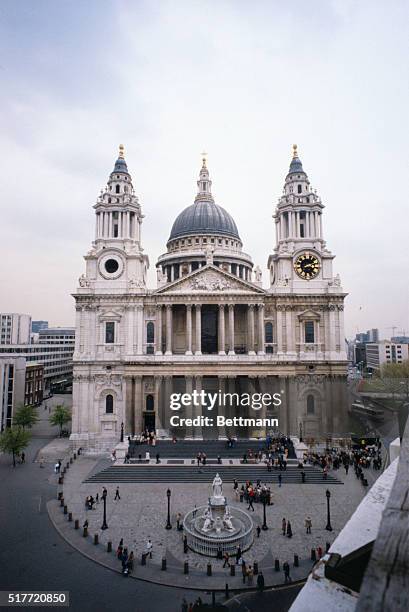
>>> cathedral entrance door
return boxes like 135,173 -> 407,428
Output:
201,305 -> 218,354
143,413 -> 155,432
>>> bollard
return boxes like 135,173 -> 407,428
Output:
275,559 -> 280,571
253,561 -> 258,575
83,526 -> 88,538
66,462 -> 69,470
74,453 -> 77,460
68,512 -> 72,522
60,498 -> 64,507
311,548 -> 317,561
107,541 -> 112,553
141,553 -> 146,566
225,583 -> 229,599
326,541 -> 331,552
230,564 -> 235,576
58,491 -> 63,500
207,563 -> 212,576
183,537 -> 188,554
161,558 -> 167,571
212,592 -> 216,608
74,519 -> 79,530
94,534 -> 98,545
184,561 -> 189,574
294,554 -> 299,567
70,457 -> 73,464
63,505 -> 68,515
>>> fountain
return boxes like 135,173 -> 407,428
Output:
183,474 -> 254,557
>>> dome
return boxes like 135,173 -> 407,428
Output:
288,156 -> 304,175
112,157 -> 129,175
169,200 -> 240,241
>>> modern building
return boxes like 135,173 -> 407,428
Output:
31,320 -> 48,333
0,357 -> 26,431
391,336 -> 409,344
366,341 -> 409,370
70,145 -> 348,452
0,313 -> 31,345
24,363 -> 44,406
355,329 -> 379,344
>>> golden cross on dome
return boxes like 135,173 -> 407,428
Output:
119,144 -> 125,159
292,144 -> 298,158
201,151 -> 208,167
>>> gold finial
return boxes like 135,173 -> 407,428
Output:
119,143 -> 125,159
201,150 -> 208,167
292,144 -> 298,158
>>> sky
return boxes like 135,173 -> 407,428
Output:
0,0 -> 408,339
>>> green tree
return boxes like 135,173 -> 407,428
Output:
0,427 -> 31,467
49,404 -> 71,437
370,360 -> 409,437
13,403 -> 39,429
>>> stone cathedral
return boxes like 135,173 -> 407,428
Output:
70,145 -> 348,452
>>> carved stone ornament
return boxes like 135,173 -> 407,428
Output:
79,274 -> 90,288
189,272 -> 232,291
94,373 -> 123,399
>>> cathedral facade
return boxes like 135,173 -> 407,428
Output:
70,145 -> 348,452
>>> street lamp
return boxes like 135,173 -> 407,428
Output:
120,422 -> 124,443
101,489 -> 108,530
165,488 -> 172,530
325,489 -> 332,531
261,489 -> 269,531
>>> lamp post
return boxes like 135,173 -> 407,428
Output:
261,490 -> 269,530
165,488 -> 172,530
101,489 -> 108,530
120,421 -> 124,443
325,489 -> 332,531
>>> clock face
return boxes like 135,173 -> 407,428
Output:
294,253 -> 320,280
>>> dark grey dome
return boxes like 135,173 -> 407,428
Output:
169,200 -> 240,241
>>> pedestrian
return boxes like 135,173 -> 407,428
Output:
181,597 -> 188,612
301,470 -> 306,483
283,561 -> 291,583
176,512 -> 182,530
256,525 -> 261,538
241,559 -> 247,583
114,486 -> 120,501
156,453 -> 160,464
127,551 -> 134,573
96,493 -> 99,504
102,486 -> 107,500
83,519 -> 89,530
20,452 -> 25,464
247,496 -> 254,512
192,504 -> 197,518
287,520 -> 293,538
345,463 -> 349,475
146,538 -> 153,558
223,551 -> 230,568
247,565 -> 254,585
236,545 -> 242,565
282,517 -> 287,536
278,473 -> 282,487
257,571 -> 265,592
317,546 -> 323,559
39,456 -> 44,468
58,460 -> 61,472
305,516 -> 312,534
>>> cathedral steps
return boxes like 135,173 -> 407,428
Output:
128,439 -> 297,459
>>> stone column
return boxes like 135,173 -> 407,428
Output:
285,307 -> 295,354
248,304 -> 255,355
165,305 -> 172,355
154,376 -> 163,432
136,305 -> 144,355
218,304 -> 226,355
257,304 -> 265,355
276,307 -> 283,354
134,376 -> 143,434
125,306 -> 133,355
155,305 -> 162,355
217,377 -> 226,438
193,376 -> 202,439
296,211 -> 300,238
319,213 -> 323,239
185,376 -> 194,438
329,306 -> 336,354
228,304 -> 235,355
195,304 -> 202,355
306,212 -> 310,237
185,304 -> 192,355
164,376 -> 172,434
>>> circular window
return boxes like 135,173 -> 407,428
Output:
105,259 -> 119,274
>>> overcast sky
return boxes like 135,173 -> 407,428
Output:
0,0 -> 408,339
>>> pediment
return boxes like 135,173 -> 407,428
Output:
98,309 -> 123,321
154,264 -> 265,295
298,309 -> 321,321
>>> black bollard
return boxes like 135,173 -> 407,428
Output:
326,541 -> 331,552
66,462 -> 69,470
107,541 -> 112,553
184,561 -> 189,574
63,505 -> 68,515
141,553 -> 146,566
68,512 -> 72,522
74,519 -> 79,530
83,526 -> 88,538
74,453 -> 77,460
60,498 -> 64,507
70,457 -> 73,464
225,583 -> 229,599
207,563 -> 212,576
94,534 -> 98,545
311,548 -> 317,561
183,537 -> 188,554
161,558 -> 167,571
294,554 -> 299,567
253,561 -> 258,575
275,559 -> 280,571
230,564 -> 235,576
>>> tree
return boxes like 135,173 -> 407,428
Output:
13,403 -> 39,429
369,360 -> 409,438
0,427 -> 31,467
49,404 -> 71,437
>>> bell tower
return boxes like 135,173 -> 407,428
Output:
78,145 -> 149,294
268,145 -> 341,294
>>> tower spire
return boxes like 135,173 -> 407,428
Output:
195,152 -> 213,202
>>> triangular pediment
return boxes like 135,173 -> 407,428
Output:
154,264 -> 265,295
298,308 -> 321,320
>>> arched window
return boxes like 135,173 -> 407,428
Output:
297,184 -> 302,194
146,394 -> 154,411
106,394 -> 114,414
307,395 -> 315,414
147,321 -> 154,344
265,322 -> 273,343
115,184 -> 120,194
